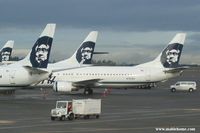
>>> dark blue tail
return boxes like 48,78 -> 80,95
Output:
154,33 -> 186,68
75,31 -> 98,64
29,24 -> 56,68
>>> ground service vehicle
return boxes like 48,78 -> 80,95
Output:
51,99 -> 101,121
170,81 -> 197,92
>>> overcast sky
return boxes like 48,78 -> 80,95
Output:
0,0 -> 200,64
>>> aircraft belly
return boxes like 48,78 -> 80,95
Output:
96,82 -> 147,88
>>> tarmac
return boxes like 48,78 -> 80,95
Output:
0,68 -> 200,133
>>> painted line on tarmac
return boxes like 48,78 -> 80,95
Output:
10,125 -> 200,133
33,127 -> 160,133
0,108 -> 197,127
0,112 -> 200,130
0,120 -> 15,124
103,108 -> 192,116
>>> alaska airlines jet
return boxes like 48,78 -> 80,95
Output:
35,31 -> 98,87
0,23 -> 56,91
0,40 -> 14,63
51,33 -> 187,94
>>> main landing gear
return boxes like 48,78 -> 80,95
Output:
84,88 -> 93,95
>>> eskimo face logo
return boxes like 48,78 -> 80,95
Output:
76,41 -> 95,64
161,43 -> 183,68
166,49 -> 180,64
1,51 -> 11,61
0,47 -> 12,62
35,44 -> 49,63
30,36 -> 53,68
80,47 -> 93,63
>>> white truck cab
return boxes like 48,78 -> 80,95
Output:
170,81 -> 197,92
51,101 -> 73,120
51,99 -> 101,121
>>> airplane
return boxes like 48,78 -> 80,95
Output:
0,23 -> 56,92
35,31 -> 98,87
0,40 -> 14,63
51,33 -> 187,95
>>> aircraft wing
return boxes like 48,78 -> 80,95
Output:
72,79 -> 101,87
23,66 -> 50,74
1,61 -> 17,65
51,65 -> 92,72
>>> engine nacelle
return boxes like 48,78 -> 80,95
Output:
53,81 -> 77,92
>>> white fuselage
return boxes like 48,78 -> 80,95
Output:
38,63 -> 181,88
0,64 -> 50,90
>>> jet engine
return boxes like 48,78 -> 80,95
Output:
53,81 -> 78,92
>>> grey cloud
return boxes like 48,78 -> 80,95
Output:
0,0 -> 200,31
93,43 -> 163,64
0,0 -> 200,64
183,33 -> 200,54
188,33 -> 200,44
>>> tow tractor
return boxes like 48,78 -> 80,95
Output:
51,99 -> 101,121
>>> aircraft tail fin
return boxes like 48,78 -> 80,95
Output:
54,31 -> 98,67
153,33 -> 186,68
0,40 -> 14,62
70,31 -> 98,65
21,23 -> 56,68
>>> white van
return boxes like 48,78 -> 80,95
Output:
170,81 -> 197,92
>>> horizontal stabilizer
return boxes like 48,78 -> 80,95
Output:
93,52 -> 109,54
163,66 -> 189,73
23,66 -> 50,74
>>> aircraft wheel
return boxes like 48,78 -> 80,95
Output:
68,113 -> 74,121
96,115 -> 100,119
84,115 -> 90,119
189,88 -> 194,92
171,88 -> 176,92
51,116 -> 55,121
89,89 -> 93,95
59,116 -> 65,121
84,88 -> 93,95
